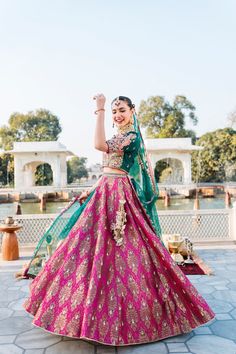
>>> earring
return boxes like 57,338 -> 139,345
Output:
130,114 -> 134,124
112,122 -> 115,128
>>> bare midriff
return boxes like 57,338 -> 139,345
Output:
103,167 -> 127,175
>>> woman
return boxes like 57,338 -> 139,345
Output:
22,94 -> 215,346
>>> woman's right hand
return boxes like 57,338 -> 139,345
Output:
93,93 -> 106,110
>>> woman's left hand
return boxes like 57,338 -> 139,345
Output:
78,190 -> 90,205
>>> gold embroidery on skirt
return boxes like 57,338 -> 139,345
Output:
70,283 -> 85,310
110,318 -> 120,344
54,307 -> 68,332
108,288 -> 117,317
116,277 -> 127,298
140,300 -> 151,328
111,199 -> 127,246
59,280 -> 73,306
98,314 -> 110,339
126,302 -> 139,330
127,250 -> 139,275
115,253 -> 126,276
75,258 -> 89,283
40,303 -> 55,327
97,287 -> 106,311
67,313 -> 81,336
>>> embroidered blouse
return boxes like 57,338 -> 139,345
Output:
103,130 -> 140,173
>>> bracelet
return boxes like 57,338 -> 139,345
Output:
94,108 -> 105,115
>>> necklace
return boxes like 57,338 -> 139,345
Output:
117,122 -> 134,134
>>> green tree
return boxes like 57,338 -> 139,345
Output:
192,128 -> 236,182
138,95 -> 198,141
154,160 -> 169,182
0,154 -> 14,186
0,108 -> 62,150
67,157 -> 88,183
35,163 -> 53,186
0,109 -> 62,186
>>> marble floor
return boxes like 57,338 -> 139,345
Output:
0,248 -> 236,354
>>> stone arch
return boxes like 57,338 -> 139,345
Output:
149,152 -> 192,184
23,161 -> 54,187
11,141 -> 73,189
155,158 -> 184,184
35,162 -> 53,186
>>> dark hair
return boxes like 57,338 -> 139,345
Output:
111,96 -> 135,109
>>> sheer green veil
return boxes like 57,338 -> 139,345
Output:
129,113 -> 162,239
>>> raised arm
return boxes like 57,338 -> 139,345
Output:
93,93 -> 108,152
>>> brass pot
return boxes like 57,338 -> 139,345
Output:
5,216 -> 14,225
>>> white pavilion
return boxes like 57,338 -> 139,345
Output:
9,141 -> 74,189
145,137 -> 203,184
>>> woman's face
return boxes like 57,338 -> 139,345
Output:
111,100 -> 134,128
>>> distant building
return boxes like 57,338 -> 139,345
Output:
87,163 -> 103,181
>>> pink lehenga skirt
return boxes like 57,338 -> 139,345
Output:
23,173 -> 215,346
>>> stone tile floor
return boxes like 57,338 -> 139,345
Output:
0,248 -> 236,354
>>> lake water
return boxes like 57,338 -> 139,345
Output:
0,196 -> 235,219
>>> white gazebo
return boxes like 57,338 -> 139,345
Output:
145,137 -> 202,184
9,141 -> 75,189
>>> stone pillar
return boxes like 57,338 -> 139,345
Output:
182,154 -> 192,184
24,164 -> 34,188
14,157 -> 24,189
60,154 -> 67,187
52,157 -> 61,188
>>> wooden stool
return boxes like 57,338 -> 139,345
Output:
0,224 -> 22,261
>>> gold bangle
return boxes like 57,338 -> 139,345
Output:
94,108 -> 105,115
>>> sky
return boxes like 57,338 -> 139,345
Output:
0,0 -> 235,166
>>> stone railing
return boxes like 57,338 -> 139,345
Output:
0,203 -> 236,246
